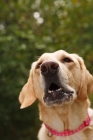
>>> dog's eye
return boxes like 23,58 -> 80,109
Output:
63,57 -> 73,63
36,62 -> 42,69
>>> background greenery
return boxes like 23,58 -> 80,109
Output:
0,0 -> 93,140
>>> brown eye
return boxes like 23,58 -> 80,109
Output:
63,57 -> 73,63
36,62 -> 42,69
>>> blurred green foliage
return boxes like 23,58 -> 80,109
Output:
0,0 -> 93,140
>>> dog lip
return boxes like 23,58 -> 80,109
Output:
47,89 -> 73,96
48,88 -> 63,98
43,88 -> 74,104
48,88 -> 62,93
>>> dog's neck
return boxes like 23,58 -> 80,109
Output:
39,99 -> 90,132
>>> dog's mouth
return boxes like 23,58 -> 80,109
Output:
43,82 -> 74,106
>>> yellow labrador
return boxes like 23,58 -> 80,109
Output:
19,50 -> 93,140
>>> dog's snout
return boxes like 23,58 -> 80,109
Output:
40,61 -> 59,75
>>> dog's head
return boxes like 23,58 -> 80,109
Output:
19,50 -> 93,108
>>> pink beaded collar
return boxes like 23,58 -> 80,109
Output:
45,116 -> 91,137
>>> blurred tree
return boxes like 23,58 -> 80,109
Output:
0,0 -> 93,140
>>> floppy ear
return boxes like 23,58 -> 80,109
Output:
77,57 -> 93,101
19,69 -> 36,109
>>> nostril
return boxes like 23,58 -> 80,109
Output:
41,65 -> 48,74
51,63 -> 59,71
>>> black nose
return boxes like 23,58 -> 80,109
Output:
40,61 -> 59,75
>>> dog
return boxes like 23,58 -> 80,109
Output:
19,50 -> 93,140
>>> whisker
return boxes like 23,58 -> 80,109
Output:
34,55 -> 40,60
64,46 -> 72,52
